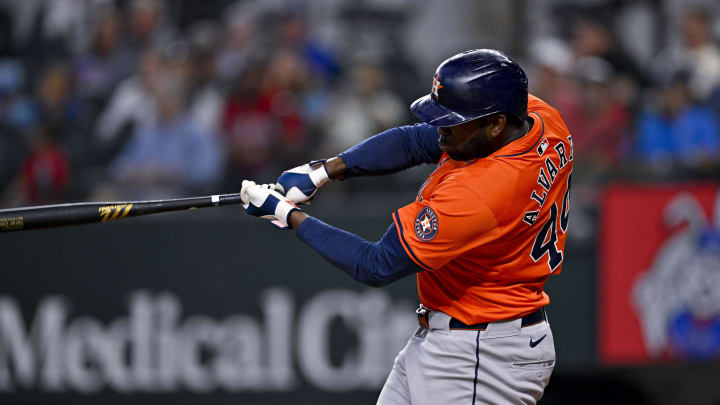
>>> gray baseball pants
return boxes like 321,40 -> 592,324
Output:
376,311 -> 555,405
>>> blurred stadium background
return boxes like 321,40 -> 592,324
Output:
1,0 -> 720,404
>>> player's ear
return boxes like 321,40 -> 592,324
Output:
487,114 -> 507,139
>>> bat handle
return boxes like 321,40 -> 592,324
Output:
219,183 -> 285,207
214,193 -> 245,206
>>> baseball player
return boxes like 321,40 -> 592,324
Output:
241,49 -> 573,404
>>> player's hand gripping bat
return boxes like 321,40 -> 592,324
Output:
0,186 -> 281,233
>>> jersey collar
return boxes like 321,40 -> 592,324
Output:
492,112 -> 545,158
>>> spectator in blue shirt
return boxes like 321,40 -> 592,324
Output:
635,70 -> 720,169
109,75 -> 224,199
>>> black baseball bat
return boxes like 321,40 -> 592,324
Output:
0,193 -> 246,233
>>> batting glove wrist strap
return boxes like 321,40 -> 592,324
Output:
308,159 -> 332,183
274,201 -> 301,229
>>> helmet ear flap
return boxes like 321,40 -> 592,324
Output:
508,87 -> 529,123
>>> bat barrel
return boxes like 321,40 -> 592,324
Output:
0,193 -> 245,233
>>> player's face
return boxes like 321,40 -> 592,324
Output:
437,117 -> 495,161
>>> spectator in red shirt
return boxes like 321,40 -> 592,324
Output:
19,124 -> 71,204
561,56 -> 630,171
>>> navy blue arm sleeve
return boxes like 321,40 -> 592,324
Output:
296,216 -> 424,287
338,123 -> 442,178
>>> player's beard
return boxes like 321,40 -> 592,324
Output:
443,127 -> 495,161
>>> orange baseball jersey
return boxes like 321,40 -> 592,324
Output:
392,95 -> 573,324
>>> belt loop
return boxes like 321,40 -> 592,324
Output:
428,311 -> 452,330
482,318 -> 523,338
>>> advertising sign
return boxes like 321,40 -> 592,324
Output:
0,217 -> 418,404
600,183 -> 720,364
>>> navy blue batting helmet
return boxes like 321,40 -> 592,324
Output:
410,49 -> 528,127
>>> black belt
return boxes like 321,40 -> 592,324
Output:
417,306 -> 546,330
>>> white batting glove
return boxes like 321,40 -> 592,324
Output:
276,160 -> 331,204
241,180 -> 301,229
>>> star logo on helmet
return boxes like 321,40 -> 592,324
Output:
431,74 -> 443,100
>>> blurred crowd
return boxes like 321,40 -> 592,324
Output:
528,3 -> 720,177
526,0 -> 720,239
0,0 -> 413,205
0,0 -> 719,238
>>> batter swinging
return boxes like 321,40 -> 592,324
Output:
241,49 -> 573,404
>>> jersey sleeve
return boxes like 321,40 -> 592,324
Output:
392,180 -> 497,270
338,123 -> 442,178
295,216 -> 424,287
